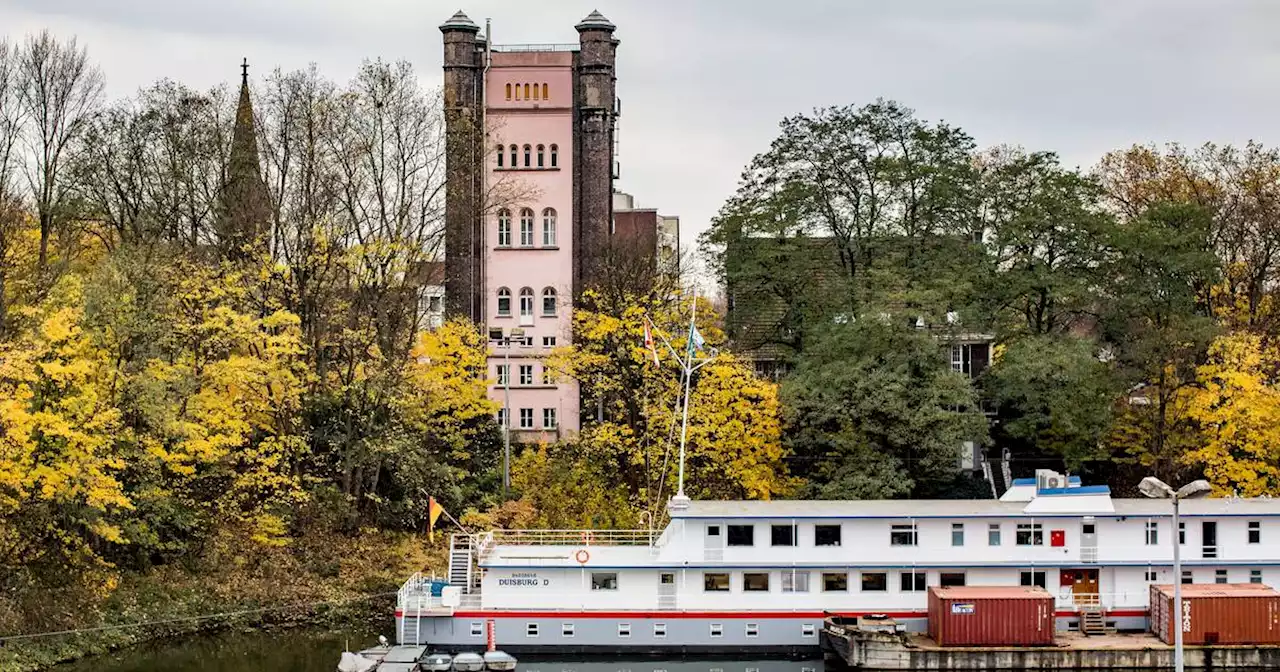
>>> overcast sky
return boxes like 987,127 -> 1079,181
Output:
5,0 -> 1280,257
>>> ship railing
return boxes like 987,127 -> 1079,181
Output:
1054,591 -> 1145,611
486,529 -> 656,547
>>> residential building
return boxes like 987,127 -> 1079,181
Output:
611,191 -> 680,281
440,10 -> 620,439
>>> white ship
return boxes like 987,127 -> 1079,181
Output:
396,470 -> 1280,653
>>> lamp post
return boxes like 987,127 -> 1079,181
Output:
1139,476 -> 1211,672
501,327 -> 525,499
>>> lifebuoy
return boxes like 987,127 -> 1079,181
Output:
580,531 -> 596,545
575,549 -> 590,564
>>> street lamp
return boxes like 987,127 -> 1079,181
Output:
499,327 -> 525,499
1139,476 -> 1211,672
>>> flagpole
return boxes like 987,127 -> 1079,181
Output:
676,288 -> 696,498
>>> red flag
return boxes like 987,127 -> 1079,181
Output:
643,319 -> 660,365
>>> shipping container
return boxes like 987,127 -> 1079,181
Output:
927,586 -> 1055,647
1149,583 -> 1280,645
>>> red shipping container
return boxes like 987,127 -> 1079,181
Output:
1149,583 -> 1280,645
927,586 -> 1055,647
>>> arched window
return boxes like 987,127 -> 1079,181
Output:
542,83 -> 549,100
523,83 -> 531,100
549,144 -> 558,168
519,208 -> 534,246
542,207 -> 557,246
496,209 -> 512,247
509,145 -> 517,168
497,287 -> 511,316
532,84 -> 540,101
519,287 -> 534,319
513,83 -> 520,101
536,144 -> 545,168
505,83 -> 512,100
542,287 -> 557,316
523,144 -> 531,168
496,143 -> 505,168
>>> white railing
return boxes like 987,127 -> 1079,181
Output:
487,529 -> 655,546
1053,591 -> 1146,611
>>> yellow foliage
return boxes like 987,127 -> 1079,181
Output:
400,319 -> 498,459
0,277 -> 130,566
1184,333 -> 1280,496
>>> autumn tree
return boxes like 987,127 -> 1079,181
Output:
17,30 -> 104,274
1184,333 -> 1280,496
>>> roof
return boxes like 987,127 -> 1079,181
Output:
575,10 -> 616,31
677,497 -> 1280,519
930,586 -> 1052,600
440,11 -> 480,32
1151,583 -> 1280,598
1012,476 -> 1083,486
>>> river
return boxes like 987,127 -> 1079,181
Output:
53,629 -> 828,672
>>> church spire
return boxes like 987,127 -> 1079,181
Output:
218,58 -> 271,259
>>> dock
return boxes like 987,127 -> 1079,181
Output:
822,621 -> 1280,670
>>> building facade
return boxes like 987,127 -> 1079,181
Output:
612,191 -> 680,281
441,10 -> 620,439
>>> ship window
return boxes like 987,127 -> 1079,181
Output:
861,572 -> 888,592
1019,570 -> 1046,588
710,623 -> 723,638
526,623 -> 538,637
1082,522 -> 1095,535
1216,570 -> 1229,584
771,524 -> 796,546
1145,521 -> 1159,545
900,571 -> 927,592
562,623 -> 574,637
781,570 -> 810,593
1016,523 -> 1044,546
1182,570 -> 1194,584
660,573 -> 674,585
1145,570 -> 1158,582
591,572 -> 618,591
618,623 -> 631,638
746,623 -> 759,638
471,622 -> 483,636
1250,521 -> 1261,544
1252,570 -> 1264,584
727,525 -> 754,546
743,572 -> 770,592
940,572 -> 966,587
951,523 -> 965,546
815,525 -> 841,546
802,624 -> 817,638
706,525 -> 720,537
890,523 -> 918,546
988,523 -> 1001,546
654,623 -> 667,638
1179,522 -> 1186,544
703,573 -> 730,592
822,572 -> 848,592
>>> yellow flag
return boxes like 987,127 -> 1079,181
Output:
428,496 -> 444,542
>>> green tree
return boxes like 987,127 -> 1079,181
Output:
782,320 -> 988,498
985,335 -> 1117,471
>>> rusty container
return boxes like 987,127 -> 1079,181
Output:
1149,583 -> 1280,645
927,586 -> 1055,647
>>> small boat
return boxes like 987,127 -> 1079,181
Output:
337,651 -> 379,672
420,652 -> 453,672
452,651 -> 485,672
482,650 -> 517,671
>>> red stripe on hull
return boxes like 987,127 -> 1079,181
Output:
397,609 -> 1151,619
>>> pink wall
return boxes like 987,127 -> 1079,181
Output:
484,56 -> 580,437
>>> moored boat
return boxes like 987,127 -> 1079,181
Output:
452,651 -> 485,672
483,650 -> 517,671
420,652 -> 453,672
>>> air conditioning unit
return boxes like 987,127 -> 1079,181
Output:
1036,469 -> 1065,491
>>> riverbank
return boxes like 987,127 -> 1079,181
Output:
0,529 -> 441,672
